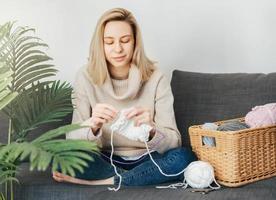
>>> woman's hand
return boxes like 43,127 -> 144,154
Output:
124,106 -> 156,138
82,103 -> 118,134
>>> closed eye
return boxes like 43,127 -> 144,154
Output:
104,40 -> 113,45
121,38 -> 130,43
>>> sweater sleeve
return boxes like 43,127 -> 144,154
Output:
66,71 -> 103,141
147,75 -> 182,153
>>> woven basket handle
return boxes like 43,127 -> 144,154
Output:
199,130 -> 223,151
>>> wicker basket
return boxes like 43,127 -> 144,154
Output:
188,117 -> 276,187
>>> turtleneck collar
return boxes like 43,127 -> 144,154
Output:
102,63 -> 142,100
110,78 -> 128,96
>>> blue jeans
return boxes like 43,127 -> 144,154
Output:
71,147 -> 197,187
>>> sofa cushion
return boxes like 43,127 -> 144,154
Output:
14,162 -> 276,200
171,70 -> 276,147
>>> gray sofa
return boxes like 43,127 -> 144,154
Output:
1,69 -> 276,200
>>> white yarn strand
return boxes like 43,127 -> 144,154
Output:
144,142 -> 188,189
209,178 -> 221,190
107,130 -> 122,192
144,141 -> 188,177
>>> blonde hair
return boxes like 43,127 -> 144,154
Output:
87,8 -> 156,85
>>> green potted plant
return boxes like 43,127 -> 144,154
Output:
0,22 -> 99,200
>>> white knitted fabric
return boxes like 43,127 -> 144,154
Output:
110,108 -> 152,142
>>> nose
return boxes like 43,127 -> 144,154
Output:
114,41 -> 123,53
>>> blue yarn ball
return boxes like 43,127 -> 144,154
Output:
217,120 -> 249,131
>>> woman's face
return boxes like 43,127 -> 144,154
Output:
103,21 -> 135,70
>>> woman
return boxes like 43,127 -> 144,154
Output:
53,8 -> 196,188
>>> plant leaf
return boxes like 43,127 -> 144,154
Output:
0,22 -> 56,93
0,124 -> 99,177
9,81 -> 73,138
0,62 -> 18,110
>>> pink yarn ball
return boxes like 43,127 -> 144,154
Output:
245,103 -> 276,128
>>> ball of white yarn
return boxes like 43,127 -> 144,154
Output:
202,122 -> 218,130
184,161 -> 215,189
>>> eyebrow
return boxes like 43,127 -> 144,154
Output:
104,34 -> 132,39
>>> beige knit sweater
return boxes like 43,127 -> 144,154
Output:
66,64 -> 182,157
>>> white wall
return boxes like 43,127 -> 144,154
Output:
1,0 -> 275,83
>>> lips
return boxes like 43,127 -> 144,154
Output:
113,55 -> 126,62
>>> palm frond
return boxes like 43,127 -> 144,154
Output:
0,192 -> 5,200
0,22 -> 15,57
0,62 -> 18,110
0,22 -> 57,93
0,160 -> 18,185
31,124 -> 85,144
0,124 -> 99,177
0,22 -> 14,39
5,81 -> 73,139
